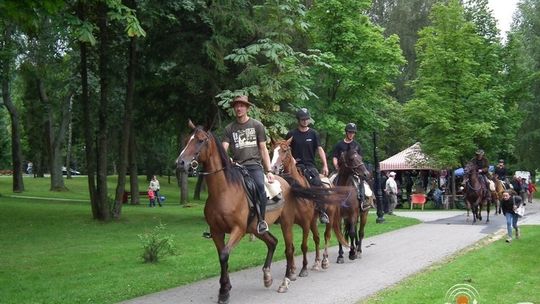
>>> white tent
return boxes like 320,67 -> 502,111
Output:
379,142 -> 435,171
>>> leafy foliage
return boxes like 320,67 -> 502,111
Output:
138,222 -> 177,263
405,0 -> 506,168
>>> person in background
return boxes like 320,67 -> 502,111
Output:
494,159 -> 507,182
147,186 -> 156,208
149,175 -> 162,207
470,149 -> 490,191
385,172 -> 398,215
500,190 -> 523,243
528,180 -> 536,204
521,178 -> 529,205
285,108 -> 330,224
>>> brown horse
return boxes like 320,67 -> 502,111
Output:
334,144 -> 371,263
270,138 -> 348,274
176,122 -> 348,302
464,162 -> 491,224
492,175 -> 506,214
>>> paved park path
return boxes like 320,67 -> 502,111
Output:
122,199 -> 540,304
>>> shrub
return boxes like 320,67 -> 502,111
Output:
138,223 -> 176,263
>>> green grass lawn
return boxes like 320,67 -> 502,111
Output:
0,176 -> 419,304
360,226 -> 540,304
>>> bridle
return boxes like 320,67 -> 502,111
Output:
186,128 -> 225,176
341,152 -> 367,178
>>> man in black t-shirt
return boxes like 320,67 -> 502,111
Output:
285,108 -> 330,223
332,123 -> 366,203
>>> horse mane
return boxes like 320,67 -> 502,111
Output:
207,130 -> 243,186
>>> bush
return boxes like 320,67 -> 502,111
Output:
138,223 -> 176,263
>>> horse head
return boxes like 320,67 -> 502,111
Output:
339,145 -> 370,179
270,137 -> 294,174
176,120 -> 213,173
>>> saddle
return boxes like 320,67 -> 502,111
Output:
234,165 -> 284,214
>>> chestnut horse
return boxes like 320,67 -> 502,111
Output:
464,162 -> 491,224
334,144 -> 371,263
176,122 -> 348,303
270,138 -> 348,274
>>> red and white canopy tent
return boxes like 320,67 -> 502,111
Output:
379,142 -> 436,171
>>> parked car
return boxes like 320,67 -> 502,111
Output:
62,166 -> 81,175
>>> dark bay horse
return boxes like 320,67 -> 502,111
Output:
270,138 -> 348,274
176,122 -> 348,302
464,162 -> 491,224
334,145 -> 371,263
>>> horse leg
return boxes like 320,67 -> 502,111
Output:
336,219 -> 345,264
322,222 -> 331,269
211,232 -> 232,304
356,211 -> 368,257
485,198 -> 490,223
299,223 -> 311,277
348,220 -> 358,261
277,220 -> 296,294
309,217 -> 322,272
252,229 -> 278,289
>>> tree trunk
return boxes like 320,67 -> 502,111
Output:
65,96 -> 73,179
113,26 -> 137,218
1,26 -> 24,192
77,1 -> 97,218
96,1 -> 111,220
129,124 -> 140,204
194,175 -> 203,200
38,79 -> 70,191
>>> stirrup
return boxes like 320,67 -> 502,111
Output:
257,220 -> 269,234
319,212 -> 330,224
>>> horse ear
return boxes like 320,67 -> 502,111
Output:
188,119 -> 196,130
286,136 -> 293,145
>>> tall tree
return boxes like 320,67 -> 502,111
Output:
404,0 -> 505,167
307,0 -> 405,157
508,0 -> 540,171
0,24 -> 24,192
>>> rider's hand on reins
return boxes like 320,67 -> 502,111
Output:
267,172 -> 275,183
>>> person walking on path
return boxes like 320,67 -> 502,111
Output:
500,190 -> 523,243
385,172 -> 398,215
285,108 -> 330,224
528,181 -> 536,204
149,175 -> 162,207
222,95 -> 275,234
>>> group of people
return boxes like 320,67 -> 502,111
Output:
223,95 -> 365,234
465,150 -> 534,243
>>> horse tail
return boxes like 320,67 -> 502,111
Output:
289,184 -> 354,207
331,208 -> 350,248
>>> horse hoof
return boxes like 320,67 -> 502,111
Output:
337,257 -> 345,264
322,257 -> 329,269
263,268 -> 272,288
348,253 -> 357,260
311,262 -> 321,272
218,293 -> 230,304
299,268 -> 308,277
277,278 -> 290,293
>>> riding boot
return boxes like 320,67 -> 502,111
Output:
318,207 -> 330,224
256,199 -> 269,234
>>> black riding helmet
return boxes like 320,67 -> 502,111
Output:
296,108 -> 310,120
345,123 -> 357,133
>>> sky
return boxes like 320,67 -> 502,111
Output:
487,0 -> 519,37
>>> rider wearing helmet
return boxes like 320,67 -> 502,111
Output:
285,108 -> 330,224
332,123 -> 366,205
